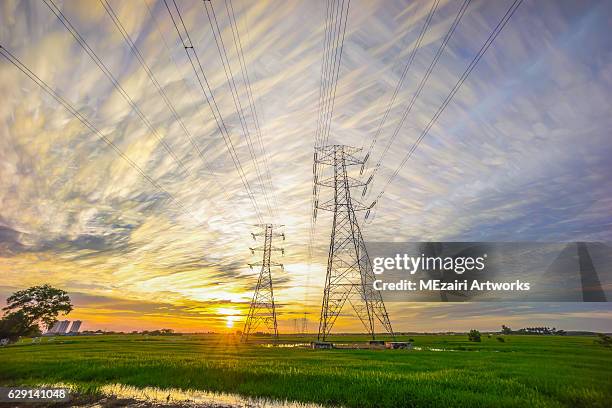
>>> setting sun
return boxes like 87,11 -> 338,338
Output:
218,308 -> 239,329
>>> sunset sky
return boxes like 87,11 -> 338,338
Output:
1,0 -> 611,333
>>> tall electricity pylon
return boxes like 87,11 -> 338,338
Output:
241,224 -> 285,343
314,145 -> 394,341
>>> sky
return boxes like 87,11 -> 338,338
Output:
1,0 -> 611,333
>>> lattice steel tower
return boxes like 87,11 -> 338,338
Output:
314,145 -> 394,340
242,224 -> 285,343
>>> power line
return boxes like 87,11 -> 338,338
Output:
141,0 -> 237,211
163,0 -> 264,224
313,0 -> 351,192
203,0 -> 274,220
0,45 -> 196,221
368,0 -> 523,213
361,0 -> 471,198
309,0 -> 345,262
43,0 -> 189,175
314,0 -> 340,149
225,0 -> 279,220
319,0 -> 351,150
100,0 -> 233,204
311,0 -> 351,228
360,0 -> 440,177
310,0 -> 343,252
168,0 -> 263,223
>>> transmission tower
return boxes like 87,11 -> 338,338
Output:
241,224 -> 285,343
314,145 -> 394,341
292,317 -> 308,335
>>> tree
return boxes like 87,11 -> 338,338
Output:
0,311 -> 42,341
3,284 -> 72,331
468,329 -> 481,342
501,325 -> 512,335
595,334 -> 612,348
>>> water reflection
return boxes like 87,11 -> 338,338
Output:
258,343 -> 311,348
99,383 -> 329,407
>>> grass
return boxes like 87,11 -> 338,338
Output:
0,334 -> 611,407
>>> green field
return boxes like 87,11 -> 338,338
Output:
0,334 -> 611,407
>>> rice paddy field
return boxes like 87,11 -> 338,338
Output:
0,334 -> 611,407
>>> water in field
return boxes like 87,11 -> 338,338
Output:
257,342 -> 465,351
258,342 -> 311,348
96,383 -> 330,407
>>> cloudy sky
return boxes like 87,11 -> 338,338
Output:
1,0 -> 611,333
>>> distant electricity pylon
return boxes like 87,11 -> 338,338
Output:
241,224 -> 285,343
314,145 -> 394,341
292,317 -> 308,335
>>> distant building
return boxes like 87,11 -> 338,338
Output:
57,320 -> 70,334
46,321 -> 62,334
44,320 -> 83,335
69,320 -> 82,333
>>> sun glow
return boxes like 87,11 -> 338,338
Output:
218,308 -> 240,329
